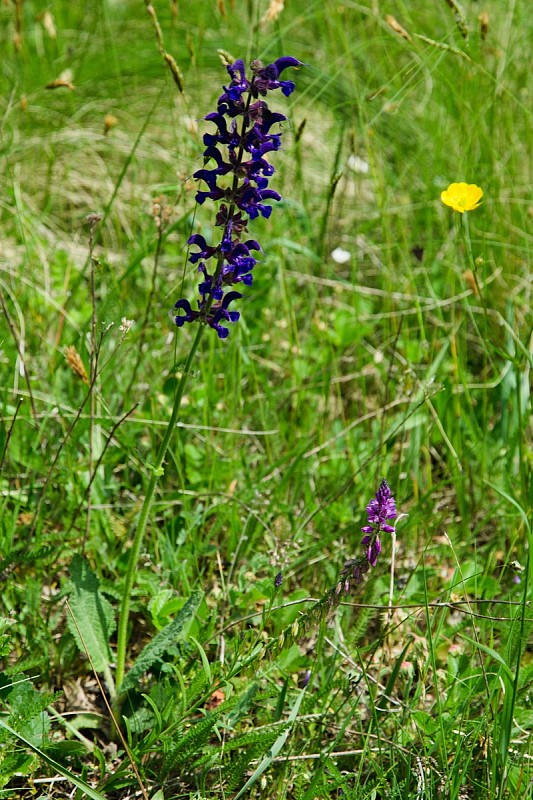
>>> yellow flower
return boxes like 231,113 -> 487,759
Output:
441,182 -> 483,213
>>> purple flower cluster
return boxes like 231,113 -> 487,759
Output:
172,56 -> 301,339
337,479 -> 397,594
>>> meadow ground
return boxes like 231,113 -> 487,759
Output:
0,1 -> 532,798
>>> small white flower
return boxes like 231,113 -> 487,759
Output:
331,247 -> 351,264
347,154 -> 370,174
119,317 -> 134,333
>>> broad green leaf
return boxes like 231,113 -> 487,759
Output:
120,590 -> 203,693
67,555 -> 115,674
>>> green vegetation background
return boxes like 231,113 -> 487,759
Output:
0,1 -> 531,798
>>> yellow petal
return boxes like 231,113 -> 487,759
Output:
441,182 -> 483,213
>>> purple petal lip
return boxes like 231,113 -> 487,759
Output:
203,146 -> 226,167
272,57 -> 303,74
174,298 -> 192,314
204,112 -> 228,131
222,291 -> 243,308
229,58 -> 246,76
187,233 -> 208,247
279,81 -> 296,97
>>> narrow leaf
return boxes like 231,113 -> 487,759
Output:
377,639 -> 412,712
233,685 -> 307,800
120,590 -> 203,693
189,635 -> 212,685
0,717 -> 107,800
459,634 -> 513,683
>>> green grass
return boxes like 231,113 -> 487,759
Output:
0,0 -> 532,798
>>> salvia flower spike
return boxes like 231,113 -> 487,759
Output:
172,56 -> 302,338
338,479 -> 397,594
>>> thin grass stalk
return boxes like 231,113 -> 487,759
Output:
0,284 -> 38,423
28,326 -> 115,537
316,122 -> 345,260
68,403 -> 138,535
29,363 -> 100,537
123,229 -> 163,403
60,90 -> 164,322
0,397 -> 23,476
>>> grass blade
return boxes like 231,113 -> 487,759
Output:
0,718 -> 107,800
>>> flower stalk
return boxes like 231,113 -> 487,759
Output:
337,478 -> 397,594
269,480 -> 398,659
114,56 -> 301,697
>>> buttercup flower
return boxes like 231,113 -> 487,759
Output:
172,56 -> 301,338
441,182 -> 483,213
338,479 -> 397,594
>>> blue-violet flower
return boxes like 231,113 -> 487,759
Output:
172,56 -> 302,338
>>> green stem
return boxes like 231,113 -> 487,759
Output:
461,212 -> 483,300
114,76 -> 254,697
461,211 -> 492,343
115,323 -> 204,691
461,212 -> 473,263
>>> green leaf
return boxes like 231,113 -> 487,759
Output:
67,555 -> 115,674
377,638 -> 412,713
0,717 -> 108,800
233,685 -> 308,800
189,635 -> 212,685
120,590 -> 203,693
163,711 -> 221,777
459,634 -> 513,684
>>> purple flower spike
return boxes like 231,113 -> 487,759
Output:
171,56 -> 301,338
339,479 -> 397,594
366,480 -> 397,527
360,479 -> 395,569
